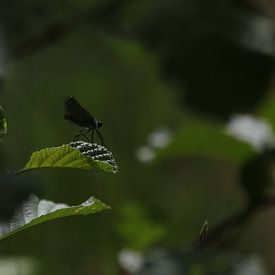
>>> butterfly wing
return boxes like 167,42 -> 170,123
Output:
64,96 -> 93,127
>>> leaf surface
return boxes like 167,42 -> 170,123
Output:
0,195 -> 110,241
20,142 -> 118,173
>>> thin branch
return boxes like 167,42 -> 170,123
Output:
11,0 -> 134,60
13,21 -> 74,59
195,196 -> 275,248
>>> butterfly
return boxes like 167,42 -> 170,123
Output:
64,96 -> 105,145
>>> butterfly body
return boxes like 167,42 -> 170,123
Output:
64,96 -> 105,145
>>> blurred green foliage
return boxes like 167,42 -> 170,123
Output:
0,28 -> 180,275
0,106 -> 7,141
0,0 -> 274,275
155,116 -> 255,165
116,201 -> 166,251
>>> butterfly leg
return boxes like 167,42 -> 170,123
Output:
91,129 -> 94,145
80,128 -> 91,142
73,134 -> 80,142
96,129 -> 106,147
74,128 -> 90,142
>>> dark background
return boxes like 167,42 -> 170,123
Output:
0,0 -> 275,274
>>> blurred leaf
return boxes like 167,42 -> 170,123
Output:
0,195 -> 110,241
0,175 -> 33,222
117,202 -> 166,251
20,142 -> 118,174
258,94 -> 275,130
0,106 -> 7,141
155,119 -> 255,165
140,0 -> 275,119
240,150 -> 275,205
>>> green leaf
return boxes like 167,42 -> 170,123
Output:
0,195 -> 110,241
0,106 -> 7,141
258,94 -> 275,130
20,142 -> 118,174
155,119 -> 255,165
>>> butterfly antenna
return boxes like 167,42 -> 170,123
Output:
11,141 -> 33,153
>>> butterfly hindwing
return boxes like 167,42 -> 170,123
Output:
64,96 -> 93,127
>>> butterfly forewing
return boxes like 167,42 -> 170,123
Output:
64,96 -> 94,127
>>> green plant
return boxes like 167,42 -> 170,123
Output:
0,107 -> 117,241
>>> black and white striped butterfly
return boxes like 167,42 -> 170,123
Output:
64,96 -> 105,145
